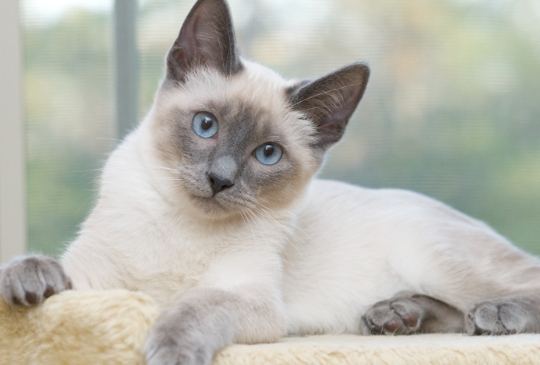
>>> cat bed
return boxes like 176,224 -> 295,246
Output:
1,290 -> 539,365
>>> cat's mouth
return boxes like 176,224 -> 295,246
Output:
186,188 -> 255,218
191,193 -> 226,208
188,191 -> 238,215
175,171 -> 255,217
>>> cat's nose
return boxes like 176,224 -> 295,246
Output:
208,172 -> 234,195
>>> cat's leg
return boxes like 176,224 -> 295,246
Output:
361,293 -> 464,335
466,297 -> 540,335
144,285 -> 286,365
0,255 -> 72,305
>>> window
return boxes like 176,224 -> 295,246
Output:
5,0 -> 540,260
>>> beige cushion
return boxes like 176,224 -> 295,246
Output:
1,290 -> 539,365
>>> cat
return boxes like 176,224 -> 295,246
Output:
2,0 -> 540,364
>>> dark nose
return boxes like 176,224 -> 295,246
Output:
208,172 -> 234,195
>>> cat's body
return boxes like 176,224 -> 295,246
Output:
63,111 -> 540,333
63,118 -> 540,335
2,0 -> 540,364
289,179 -> 540,333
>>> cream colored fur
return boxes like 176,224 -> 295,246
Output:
61,60 -> 540,339
1,290 -> 539,365
61,63 -> 311,344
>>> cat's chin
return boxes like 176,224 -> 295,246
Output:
186,193 -> 251,220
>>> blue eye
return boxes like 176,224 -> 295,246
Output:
254,143 -> 283,165
192,112 -> 218,138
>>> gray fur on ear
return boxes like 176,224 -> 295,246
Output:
287,63 -> 370,149
166,0 -> 243,83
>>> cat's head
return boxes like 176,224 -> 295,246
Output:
148,0 -> 369,219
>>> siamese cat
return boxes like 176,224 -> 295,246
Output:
2,0 -> 540,364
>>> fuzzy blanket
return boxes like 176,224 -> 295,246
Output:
1,290 -> 539,365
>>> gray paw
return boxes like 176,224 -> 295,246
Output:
144,317 -> 214,365
0,255 -> 72,306
145,340 -> 212,365
362,297 -> 424,335
466,299 -> 536,335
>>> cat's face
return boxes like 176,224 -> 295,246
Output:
147,0 -> 369,219
151,64 -> 320,217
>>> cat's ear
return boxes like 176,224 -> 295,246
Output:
287,63 -> 370,149
166,0 -> 242,83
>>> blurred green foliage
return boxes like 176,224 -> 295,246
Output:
23,0 -> 540,256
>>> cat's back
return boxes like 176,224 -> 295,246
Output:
291,179 -> 510,277
299,179 -> 496,237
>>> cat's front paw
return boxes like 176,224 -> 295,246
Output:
361,296 -> 424,335
144,319 -> 214,365
0,255 -> 72,306
466,299 -> 538,335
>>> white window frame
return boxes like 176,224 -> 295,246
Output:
0,0 -> 26,263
